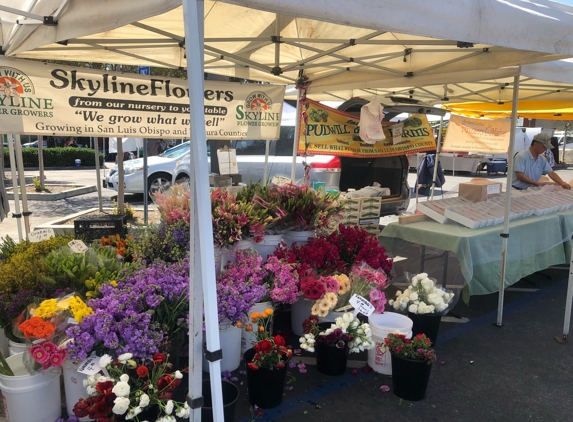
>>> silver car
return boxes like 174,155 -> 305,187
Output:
104,142 -> 190,196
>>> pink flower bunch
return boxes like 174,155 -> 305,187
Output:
348,262 -> 389,313
211,188 -> 273,249
29,341 -> 67,369
262,256 -> 300,305
153,183 -> 191,225
300,274 -> 351,317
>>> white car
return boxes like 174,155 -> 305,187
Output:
105,142 -> 190,196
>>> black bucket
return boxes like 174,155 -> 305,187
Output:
201,379 -> 240,422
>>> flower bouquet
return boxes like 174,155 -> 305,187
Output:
73,352 -> 190,422
241,308 -> 293,409
384,333 -> 436,401
14,294 -> 93,373
236,183 -> 292,235
388,272 -> 455,344
299,313 -> 374,376
260,255 -> 300,306
211,187 -> 274,249
299,273 -> 351,318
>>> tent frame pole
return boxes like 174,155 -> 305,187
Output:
182,1 -> 225,421
290,90 -> 302,182
496,72 -> 521,327
430,115 -> 445,199
559,243 -> 573,342
6,134 -> 23,242
14,134 -> 30,238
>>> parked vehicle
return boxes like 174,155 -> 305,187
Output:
104,141 -> 190,196
22,140 -> 48,148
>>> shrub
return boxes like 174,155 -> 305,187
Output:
3,147 -> 104,167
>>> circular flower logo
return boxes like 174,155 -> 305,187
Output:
0,76 -> 23,98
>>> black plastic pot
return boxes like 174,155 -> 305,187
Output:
407,312 -> 442,346
390,352 -> 433,401
244,347 -> 289,409
201,379 -> 240,422
315,322 -> 349,376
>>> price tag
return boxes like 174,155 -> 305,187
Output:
392,122 -> 403,145
271,175 -> 292,186
349,294 -> 375,317
69,240 -> 88,254
29,228 -> 55,243
77,356 -> 102,375
486,184 -> 501,195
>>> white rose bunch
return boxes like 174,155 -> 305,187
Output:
388,273 -> 455,315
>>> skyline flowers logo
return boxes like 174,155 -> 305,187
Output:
0,66 -> 34,98
245,90 -> 272,112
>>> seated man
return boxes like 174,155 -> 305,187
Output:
512,133 -> 571,190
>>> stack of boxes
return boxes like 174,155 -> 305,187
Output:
341,197 -> 382,236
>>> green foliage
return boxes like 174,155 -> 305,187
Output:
33,176 -> 42,192
112,199 -> 135,219
0,235 -> 18,261
0,235 -> 73,296
2,147 -> 104,168
42,245 -> 124,296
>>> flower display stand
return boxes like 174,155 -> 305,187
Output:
390,352 -> 433,401
241,301 -> 274,354
0,353 -> 62,422
244,348 -> 289,409
407,312 -> 442,346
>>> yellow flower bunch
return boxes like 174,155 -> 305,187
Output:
33,299 -> 60,318
68,297 -> 94,323
333,274 -> 351,295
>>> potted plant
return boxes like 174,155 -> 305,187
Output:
299,312 -> 374,376
240,308 -> 293,409
384,332 -> 436,401
388,272 -> 455,345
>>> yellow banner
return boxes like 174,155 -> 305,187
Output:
297,99 -> 436,157
443,114 -> 511,154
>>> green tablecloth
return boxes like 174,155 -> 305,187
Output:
379,212 -> 573,296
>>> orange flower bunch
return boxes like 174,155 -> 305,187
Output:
18,316 -> 55,340
99,234 -> 133,258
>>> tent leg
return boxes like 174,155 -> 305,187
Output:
496,73 -> 521,327
94,137 -> 103,212
557,238 -> 573,343
290,89 -> 303,182
14,134 -> 30,238
430,115 -> 444,199
6,134 -> 23,242
263,139 -> 270,185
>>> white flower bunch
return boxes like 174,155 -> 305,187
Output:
388,273 -> 455,315
299,312 -> 374,355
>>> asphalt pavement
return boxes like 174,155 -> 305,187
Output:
1,162 -> 573,421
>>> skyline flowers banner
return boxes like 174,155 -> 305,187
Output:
297,99 -> 436,158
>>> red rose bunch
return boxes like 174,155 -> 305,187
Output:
384,333 -> 436,365
242,308 -> 292,370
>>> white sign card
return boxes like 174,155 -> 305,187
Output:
392,122 -> 404,145
29,228 -> 55,242
217,148 -> 239,175
271,175 -> 292,186
349,294 -> 375,317
69,239 -> 89,254
487,184 -> 501,195
77,356 -> 102,375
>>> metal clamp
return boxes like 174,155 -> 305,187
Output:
204,349 -> 223,362
187,395 -> 204,409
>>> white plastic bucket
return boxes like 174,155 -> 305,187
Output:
8,340 -> 26,356
215,239 -> 254,276
241,301 -> 274,354
290,297 -> 314,337
318,311 -> 344,325
63,360 -> 91,421
252,235 -> 282,263
282,230 -> 314,247
203,321 -> 241,373
367,312 -> 413,375
0,353 -> 62,422
0,328 -> 9,358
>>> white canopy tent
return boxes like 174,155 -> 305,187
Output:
3,0 -> 573,419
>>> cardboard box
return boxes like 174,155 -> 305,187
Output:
458,178 -> 502,202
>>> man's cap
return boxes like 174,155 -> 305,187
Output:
533,133 -> 553,150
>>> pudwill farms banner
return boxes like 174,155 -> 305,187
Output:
0,57 -> 285,139
297,99 -> 435,158
443,114 -> 511,153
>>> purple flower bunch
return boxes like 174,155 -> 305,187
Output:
317,327 -> 353,349
263,256 -> 300,305
216,249 -> 267,324
66,259 -> 190,360
131,219 -> 190,264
